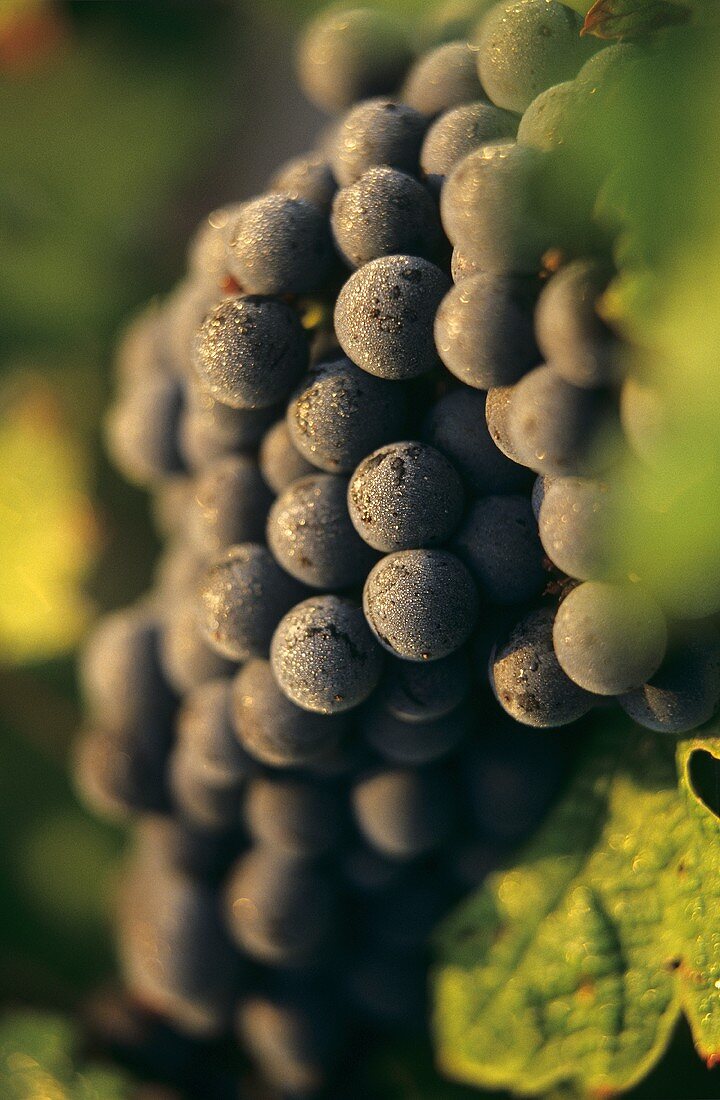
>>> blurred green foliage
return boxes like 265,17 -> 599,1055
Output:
0,1009 -> 133,1099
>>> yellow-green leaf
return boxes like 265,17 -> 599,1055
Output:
0,377 -> 99,663
433,721 -> 720,1096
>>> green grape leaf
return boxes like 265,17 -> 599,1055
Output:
433,721 -> 720,1097
581,0 -> 692,39
0,1010 -> 133,1099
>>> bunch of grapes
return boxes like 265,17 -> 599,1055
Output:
76,1 -> 720,1095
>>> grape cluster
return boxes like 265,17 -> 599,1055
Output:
77,2 -> 720,1096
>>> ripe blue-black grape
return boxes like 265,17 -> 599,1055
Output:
267,472 -> 377,589
179,384 -> 278,471
453,494 -> 545,604
422,388 -> 531,494
105,371 -> 183,487
80,607 -> 174,734
192,295 -> 308,410
335,254 -> 450,379
259,420 -> 316,494
224,194 -> 334,296
238,991 -> 343,1097
331,98 -> 427,187
74,726 -> 169,820
476,0 -> 597,114
287,357 -> 409,472
421,101 -> 519,193
224,848 -> 338,966
348,441 -> 465,552
553,580 -> 667,696
363,549 -> 479,661
490,606 -> 594,727
331,166 -> 441,268
352,765 -> 457,858
168,746 -> 243,833
538,476 -> 622,580
119,856 -> 241,1038
198,543 -> 304,662
135,816 -> 239,886
535,260 -> 621,388
269,153 -> 337,211
377,649 -> 471,723
159,596 -> 236,695
243,776 -> 345,857
618,621 -> 720,734
401,41 -> 486,117
441,141 -> 555,274
507,364 -> 617,477
296,7 -> 411,113
175,679 -> 250,783
361,700 -> 470,764
271,595 -> 383,714
434,271 -> 539,389
232,659 -> 345,767
185,454 -> 273,556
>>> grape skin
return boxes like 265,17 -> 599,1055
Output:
198,544 -> 305,662
331,97 -> 428,187
434,271 -> 539,389
453,494 -> 546,605
553,581 -> 667,696
618,621 -> 720,734
335,254 -> 450,380
538,476 -> 622,581
535,260 -> 621,389
224,195 -> 335,296
507,364 -> 617,478
331,166 -> 441,268
421,100 -> 519,193
297,7 -> 411,113
401,41 -> 486,118
185,454 -> 273,556
271,595 -> 383,714
259,420 -> 316,495
348,441 -> 465,552
423,388 -> 532,494
231,659 -> 345,767
267,472 -> 377,589
440,140 -> 555,275
192,295 -> 308,411
363,548 -> 480,662
351,766 -> 457,859
476,0 -> 598,114
491,606 -> 594,727
287,356 -> 408,473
